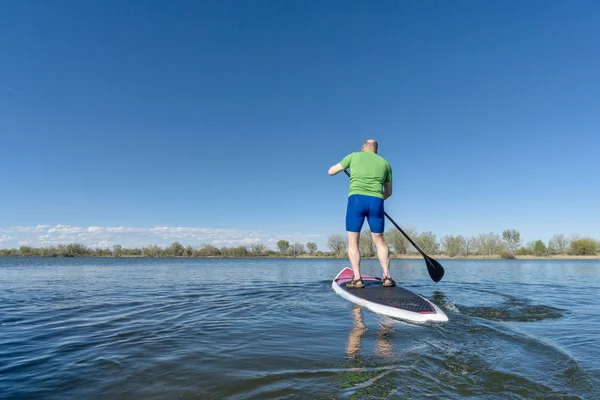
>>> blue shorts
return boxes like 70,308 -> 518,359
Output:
346,194 -> 385,234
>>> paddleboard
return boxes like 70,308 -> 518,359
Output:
332,267 -> 448,323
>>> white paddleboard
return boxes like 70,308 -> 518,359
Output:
332,267 -> 448,323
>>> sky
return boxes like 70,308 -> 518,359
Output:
1,0 -> 599,251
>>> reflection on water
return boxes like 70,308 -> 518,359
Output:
346,305 -> 368,359
346,305 -> 394,361
431,289 -> 447,305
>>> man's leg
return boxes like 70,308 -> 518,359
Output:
347,231 -> 361,279
346,195 -> 365,284
371,232 -> 391,279
367,196 -> 393,283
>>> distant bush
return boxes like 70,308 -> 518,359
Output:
533,240 -> 548,256
500,252 -> 516,259
569,239 -> 599,256
516,247 -> 533,256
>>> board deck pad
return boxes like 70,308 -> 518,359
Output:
332,267 -> 448,323
339,281 -> 435,313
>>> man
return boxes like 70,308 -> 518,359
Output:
328,139 -> 395,288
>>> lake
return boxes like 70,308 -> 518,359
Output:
1,257 -> 599,399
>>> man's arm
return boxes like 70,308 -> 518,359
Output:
328,163 -> 345,176
383,182 -> 392,200
383,163 -> 393,200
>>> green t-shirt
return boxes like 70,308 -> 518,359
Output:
339,152 -> 392,199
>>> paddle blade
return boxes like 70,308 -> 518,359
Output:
425,256 -> 445,283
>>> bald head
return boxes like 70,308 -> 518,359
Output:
362,139 -> 379,153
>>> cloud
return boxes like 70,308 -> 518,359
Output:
0,224 -> 325,250
8,88 -> 25,95
91,240 -> 111,248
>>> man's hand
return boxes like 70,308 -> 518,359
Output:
328,163 -> 344,176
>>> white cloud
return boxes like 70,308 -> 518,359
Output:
90,240 -> 111,248
8,88 -> 25,95
0,224 -> 325,250
241,237 -> 261,244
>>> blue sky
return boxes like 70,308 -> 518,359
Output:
1,1 -> 599,250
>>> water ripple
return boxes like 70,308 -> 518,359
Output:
1,257 -> 599,399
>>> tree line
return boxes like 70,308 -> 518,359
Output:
1,229 -> 599,258
0,240 -> 323,258
324,228 -> 600,258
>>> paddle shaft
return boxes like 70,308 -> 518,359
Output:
341,169 -> 443,263
344,170 -> 445,282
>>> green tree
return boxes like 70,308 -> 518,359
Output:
232,245 -> 249,257
463,237 -> 475,256
306,242 -> 318,255
277,240 -> 290,254
19,246 -> 33,256
249,244 -> 267,256
384,226 -> 418,254
568,238 -> 599,255
516,241 -> 535,256
548,233 -> 570,255
142,244 -> 163,258
65,243 -> 90,257
327,234 -> 347,256
384,229 -> 405,254
474,233 -> 505,256
1,248 -> 18,256
43,246 -> 60,257
218,246 -> 232,257
96,247 -> 112,257
290,242 -> 305,257
54,244 -> 66,256
533,240 -> 548,256
113,244 -> 123,257
502,229 -> 521,254
415,231 -> 438,255
198,244 -> 220,257
165,241 -> 185,257
440,235 -> 466,257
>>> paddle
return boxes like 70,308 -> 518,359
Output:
343,169 -> 445,283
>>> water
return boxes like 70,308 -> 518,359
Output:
1,257 -> 599,399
